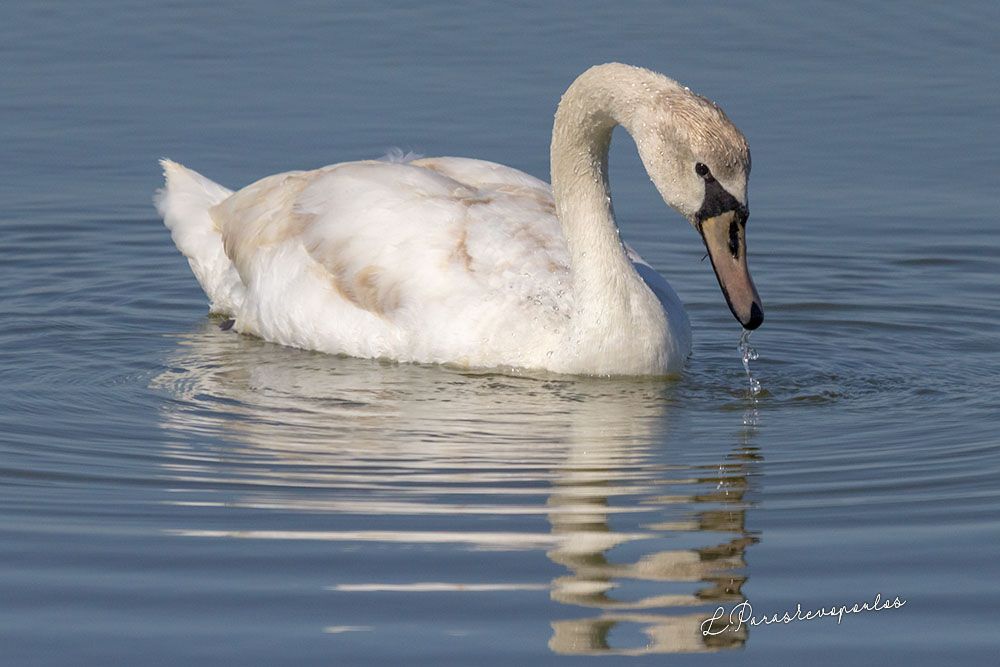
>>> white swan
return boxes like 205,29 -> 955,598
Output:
156,63 -> 762,376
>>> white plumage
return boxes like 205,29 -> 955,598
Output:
156,63 -> 762,376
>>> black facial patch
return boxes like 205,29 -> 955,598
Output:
695,177 -> 745,223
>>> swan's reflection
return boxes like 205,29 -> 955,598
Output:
154,322 -> 759,655
547,442 -> 758,654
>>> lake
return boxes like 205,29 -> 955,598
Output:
1,1 -> 999,664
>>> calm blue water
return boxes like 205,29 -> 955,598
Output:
2,1 -> 999,664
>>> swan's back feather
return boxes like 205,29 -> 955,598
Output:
204,158 -> 574,368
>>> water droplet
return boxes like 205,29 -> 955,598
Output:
738,330 -> 762,426
738,329 -> 761,395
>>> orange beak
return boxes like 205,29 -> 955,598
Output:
699,210 -> 763,330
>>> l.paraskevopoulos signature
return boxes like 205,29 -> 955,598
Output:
701,593 -> 907,636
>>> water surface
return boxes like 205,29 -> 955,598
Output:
2,1 -> 999,664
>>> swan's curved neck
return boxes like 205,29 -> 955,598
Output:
549,65 -> 665,333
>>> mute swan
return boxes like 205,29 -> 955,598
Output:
156,63 -> 762,376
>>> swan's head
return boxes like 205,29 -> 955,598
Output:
633,84 -> 764,330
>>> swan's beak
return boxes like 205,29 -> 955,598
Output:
698,210 -> 764,330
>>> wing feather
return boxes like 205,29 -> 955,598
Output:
208,159 -> 572,360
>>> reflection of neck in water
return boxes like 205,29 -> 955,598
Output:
546,431 -> 759,654
154,325 -> 761,656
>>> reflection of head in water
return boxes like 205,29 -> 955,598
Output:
154,324 -> 759,655
547,439 -> 759,654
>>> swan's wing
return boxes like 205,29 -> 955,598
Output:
210,159 -> 571,347
410,156 -> 551,193
210,169 -> 312,280
292,161 -> 487,317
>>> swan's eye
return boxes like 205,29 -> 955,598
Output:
695,162 -> 710,178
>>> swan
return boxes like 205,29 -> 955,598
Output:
155,63 -> 763,376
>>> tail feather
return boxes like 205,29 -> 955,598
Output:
155,159 -> 244,314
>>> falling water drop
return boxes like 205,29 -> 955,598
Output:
738,329 -> 761,396
738,329 -> 761,426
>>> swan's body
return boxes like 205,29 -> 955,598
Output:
156,63 -> 762,376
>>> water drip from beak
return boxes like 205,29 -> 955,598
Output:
738,330 -> 762,427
